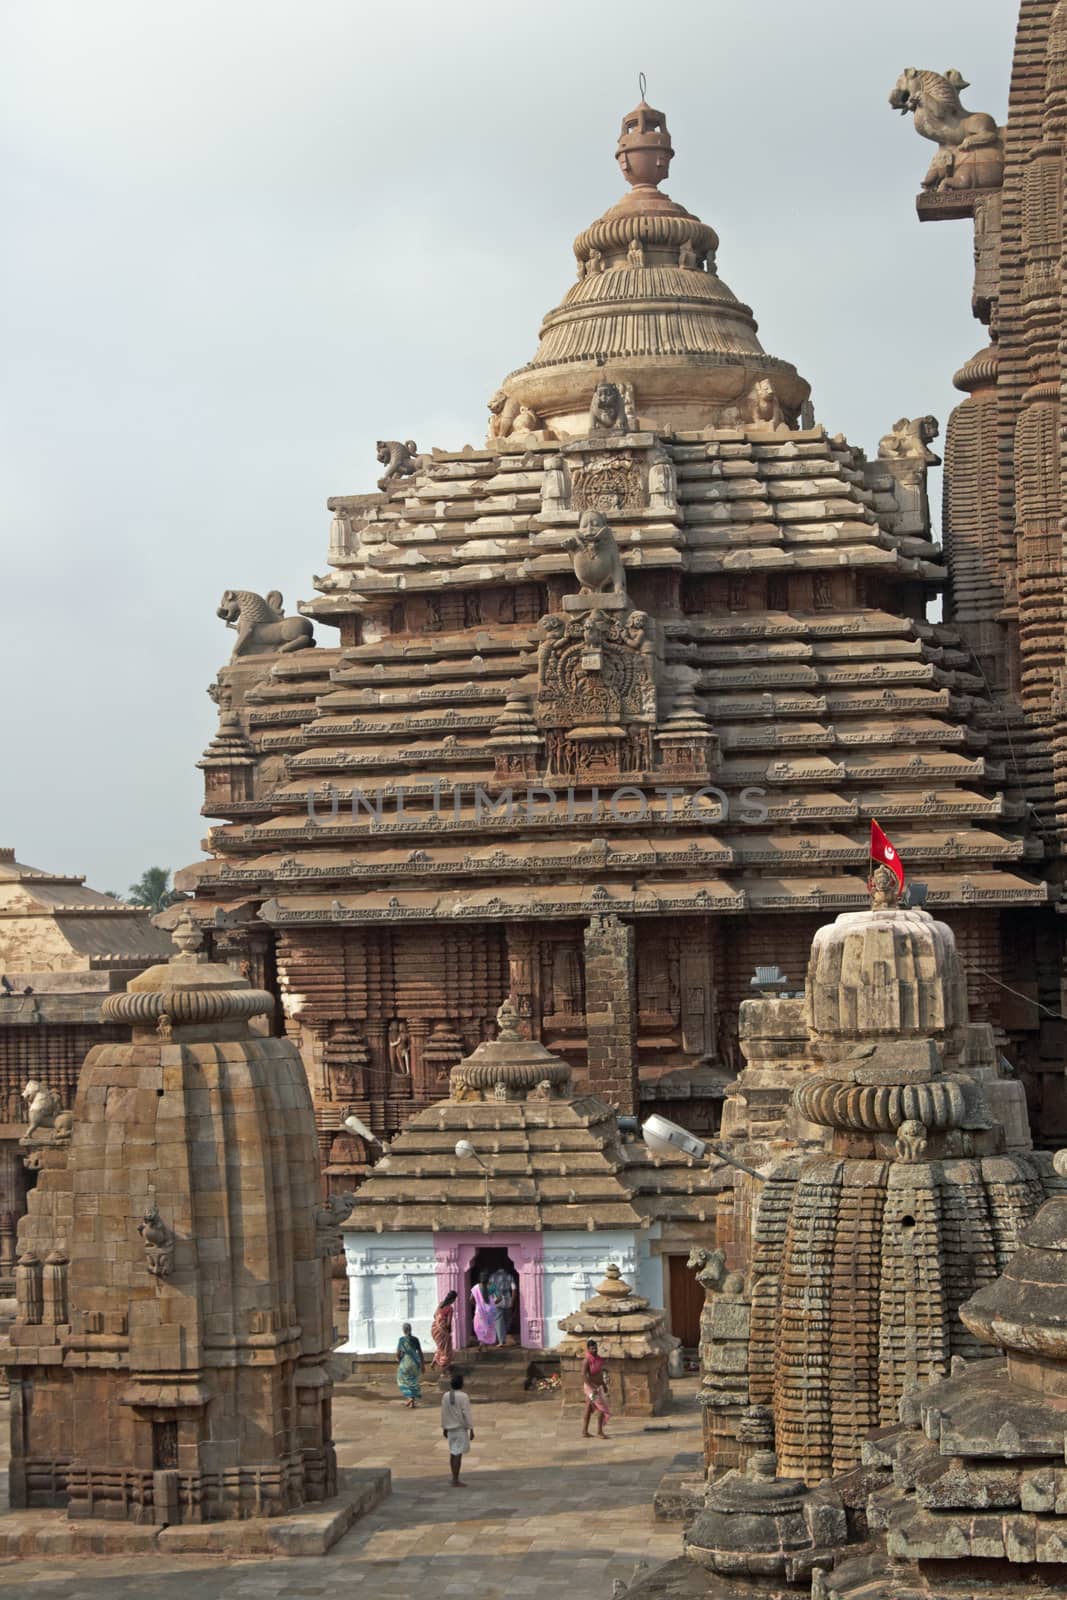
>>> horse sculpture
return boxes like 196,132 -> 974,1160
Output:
889,68 -> 1003,192
217,590 -> 315,661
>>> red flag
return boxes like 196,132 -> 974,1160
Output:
870,819 -> 905,893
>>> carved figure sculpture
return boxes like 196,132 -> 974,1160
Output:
541,454 -> 569,516
138,1203 -> 174,1279
878,414 -> 942,465
21,1080 -> 62,1137
744,378 -> 785,428
889,68 -> 1004,192
588,381 -> 633,436
895,1118 -> 929,1163
388,1019 -> 411,1075
678,236 -> 699,270
376,439 -> 418,491
647,454 -> 677,511
217,590 -> 314,660
569,511 -> 626,596
313,1190 -> 357,1256
487,389 -> 514,439
626,237 -> 645,268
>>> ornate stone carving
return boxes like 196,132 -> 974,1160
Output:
588,381 -> 635,436
894,1118 -> 928,1163
138,1202 -> 174,1279
541,454 -> 570,516
878,413 -> 941,476
569,511 -> 627,595
217,590 -> 314,660
20,1080 -> 62,1138
387,1019 -> 411,1075
647,451 -> 677,512
487,391 -> 542,442
570,451 -> 644,513
535,605 -> 657,779
313,1190 -> 356,1256
744,377 -> 785,428
889,68 -> 1004,192
375,439 -> 418,491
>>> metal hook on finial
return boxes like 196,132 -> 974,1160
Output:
638,71 -> 647,102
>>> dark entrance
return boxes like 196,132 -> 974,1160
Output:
668,1255 -> 703,1349
467,1246 -> 519,1345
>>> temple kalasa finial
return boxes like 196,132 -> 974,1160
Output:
616,90 -> 674,190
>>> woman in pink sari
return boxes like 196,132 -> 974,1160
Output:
581,1338 -> 610,1438
431,1289 -> 458,1371
471,1271 -> 499,1348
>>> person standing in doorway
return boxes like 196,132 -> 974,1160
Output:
441,1372 -> 474,1486
471,1270 -> 499,1348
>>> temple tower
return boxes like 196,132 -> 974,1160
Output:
745,870 -> 1052,1484
2,913 -> 340,1524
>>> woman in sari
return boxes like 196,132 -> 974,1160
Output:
581,1338 -> 610,1438
431,1289 -> 458,1371
471,1271 -> 499,1348
396,1322 -> 424,1407
488,1266 -> 515,1345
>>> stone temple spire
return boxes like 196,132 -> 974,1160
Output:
494,96 -> 810,438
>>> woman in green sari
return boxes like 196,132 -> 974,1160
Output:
396,1322 -> 424,1407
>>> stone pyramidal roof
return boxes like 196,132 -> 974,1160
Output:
183,98 -> 1043,930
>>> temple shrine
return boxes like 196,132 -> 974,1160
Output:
179,78 -> 1051,1219
0,849 -> 171,1295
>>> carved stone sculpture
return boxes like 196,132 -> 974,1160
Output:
388,1019 -> 411,1075
376,438 -> 418,491
878,413 -> 941,464
217,590 -> 314,660
744,377 -> 785,428
889,68 -> 1004,192
569,511 -> 627,596
138,1202 -> 174,1279
647,452 -> 677,512
588,381 -> 634,435
20,1080 -> 61,1137
313,1190 -> 356,1256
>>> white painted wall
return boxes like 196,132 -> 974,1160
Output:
341,1225 -> 665,1353
341,1231 -> 437,1354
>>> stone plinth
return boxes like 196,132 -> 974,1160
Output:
557,1262 -> 675,1416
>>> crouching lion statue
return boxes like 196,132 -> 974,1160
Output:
889,68 -> 1004,192
217,590 -> 315,660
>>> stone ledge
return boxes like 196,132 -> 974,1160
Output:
0,1467 -> 390,1558
652,1449 -> 704,1523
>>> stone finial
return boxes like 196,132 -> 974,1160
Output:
596,1262 -> 630,1298
171,910 -> 204,960
616,90 -> 674,190
888,68 -> 1004,192
495,998 -> 522,1040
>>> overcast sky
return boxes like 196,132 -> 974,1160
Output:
2,1 -> 1014,893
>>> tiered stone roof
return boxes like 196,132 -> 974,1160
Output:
0,848 -> 173,975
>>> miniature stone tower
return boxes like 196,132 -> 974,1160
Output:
2,914 -> 339,1524
745,869 -> 1052,1485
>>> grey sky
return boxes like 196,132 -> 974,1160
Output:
2,0 -> 1014,892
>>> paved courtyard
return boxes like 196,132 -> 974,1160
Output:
0,1378 -> 700,1598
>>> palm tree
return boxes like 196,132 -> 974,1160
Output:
127,867 -> 178,915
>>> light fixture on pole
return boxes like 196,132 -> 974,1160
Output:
641,1113 -> 766,1182
455,1138 -> 492,1225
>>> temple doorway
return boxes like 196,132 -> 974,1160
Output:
668,1255 -> 702,1349
468,1245 -> 519,1346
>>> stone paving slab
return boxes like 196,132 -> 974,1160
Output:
0,1377 -> 700,1596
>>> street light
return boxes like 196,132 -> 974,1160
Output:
343,1112 -> 380,1145
455,1138 -> 492,1223
641,1113 -> 766,1182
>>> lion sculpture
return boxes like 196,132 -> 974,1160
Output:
877,415 -> 941,467
889,68 -> 1004,192
217,590 -> 315,661
376,439 -> 418,491
569,510 -> 627,596
588,380 -> 635,436
20,1079 -> 68,1139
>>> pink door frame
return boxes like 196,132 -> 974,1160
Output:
434,1233 -> 545,1350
